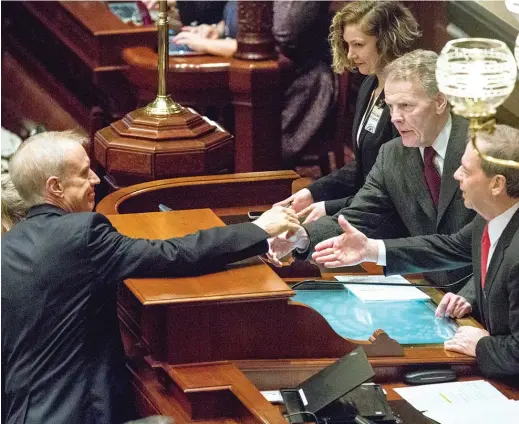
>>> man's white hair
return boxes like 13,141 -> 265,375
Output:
9,130 -> 88,207
385,49 -> 440,97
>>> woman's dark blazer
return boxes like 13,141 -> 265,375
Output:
307,74 -> 399,215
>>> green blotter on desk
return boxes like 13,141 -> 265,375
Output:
292,287 -> 457,345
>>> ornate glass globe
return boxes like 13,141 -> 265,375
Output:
436,38 -> 517,118
506,0 -> 519,16
516,33 -> 519,70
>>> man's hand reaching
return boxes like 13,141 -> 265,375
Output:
252,206 -> 300,238
273,188 -> 313,213
312,215 -> 378,267
297,201 -> 326,224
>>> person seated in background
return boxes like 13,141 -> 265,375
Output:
312,125 -> 519,383
170,0 -> 237,57
276,1 -> 421,223
173,1 -> 337,165
1,173 -> 28,232
268,49 -> 475,293
2,130 -> 300,424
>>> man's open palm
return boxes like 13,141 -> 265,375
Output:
312,215 -> 369,267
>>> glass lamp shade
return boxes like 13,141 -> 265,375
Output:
506,1 -> 519,68
506,0 -> 519,16
436,38 -> 517,118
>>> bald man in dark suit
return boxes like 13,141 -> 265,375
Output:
2,131 -> 300,424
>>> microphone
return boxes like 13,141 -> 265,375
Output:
291,273 -> 473,290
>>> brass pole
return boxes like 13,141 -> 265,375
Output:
145,0 -> 183,115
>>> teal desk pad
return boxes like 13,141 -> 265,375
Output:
292,286 -> 457,345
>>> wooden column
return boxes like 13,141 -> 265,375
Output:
235,1 -> 277,61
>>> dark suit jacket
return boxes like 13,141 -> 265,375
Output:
1,204 -> 269,424
384,209 -> 519,380
307,75 -> 398,214
302,114 -> 475,291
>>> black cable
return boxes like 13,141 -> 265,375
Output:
292,272 -> 473,290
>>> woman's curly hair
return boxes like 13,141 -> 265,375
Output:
1,173 -> 29,231
330,1 -> 421,74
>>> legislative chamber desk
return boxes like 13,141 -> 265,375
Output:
97,171 -> 518,423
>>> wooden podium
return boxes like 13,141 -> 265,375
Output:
105,207 -> 480,422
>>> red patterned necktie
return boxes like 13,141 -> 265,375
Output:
481,224 -> 490,288
423,146 -> 441,208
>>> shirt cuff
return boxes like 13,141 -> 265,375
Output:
293,226 -> 310,252
376,240 -> 386,266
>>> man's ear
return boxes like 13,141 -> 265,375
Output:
45,176 -> 64,198
491,174 -> 507,197
435,92 -> 448,114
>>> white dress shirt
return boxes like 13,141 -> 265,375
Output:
418,114 -> 452,175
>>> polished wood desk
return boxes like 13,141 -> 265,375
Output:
97,172 -> 518,422
96,170 -> 299,216
103,207 -> 517,423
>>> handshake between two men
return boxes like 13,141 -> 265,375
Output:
264,212 -> 376,271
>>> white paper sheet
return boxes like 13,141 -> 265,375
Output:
423,399 -> 519,424
334,275 -> 430,301
394,380 -> 509,412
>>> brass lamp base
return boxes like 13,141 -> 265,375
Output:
145,95 -> 183,116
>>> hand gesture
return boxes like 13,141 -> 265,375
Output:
265,234 -> 297,267
312,215 -> 376,267
297,201 -> 326,224
273,188 -> 313,213
252,206 -> 300,238
435,293 -> 472,318
444,326 -> 489,357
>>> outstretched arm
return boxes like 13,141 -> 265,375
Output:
88,207 -> 299,281
312,215 -> 379,267
313,216 -> 475,274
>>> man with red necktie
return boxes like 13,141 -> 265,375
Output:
312,124 -> 519,382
